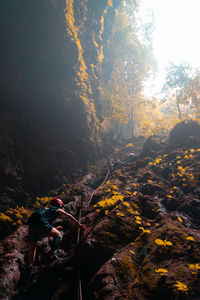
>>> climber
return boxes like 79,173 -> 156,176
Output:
27,198 -> 85,269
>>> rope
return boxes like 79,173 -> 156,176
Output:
86,163 -> 111,207
76,156 -> 112,299
76,153 -> 135,299
77,201 -> 83,300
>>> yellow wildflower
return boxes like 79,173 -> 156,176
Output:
135,220 -> 141,224
126,191 -> 131,195
0,213 -> 13,222
139,227 -> 151,233
186,236 -> 195,241
188,263 -> 200,270
110,185 -> 118,190
155,239 -> 165,246
97,194 -> 124,208
155,268 -> 168,275
177,217 -> 183,222
123,202 -> 130,208
165,240 -> 172,246
155,239 -> 172,246
116,212 -> 124,217
174,281 -> 188,292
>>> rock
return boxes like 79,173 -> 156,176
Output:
169,120 -> 200,149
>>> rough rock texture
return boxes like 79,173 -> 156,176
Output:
0,0 -> 120,210
1,121 -> 200,299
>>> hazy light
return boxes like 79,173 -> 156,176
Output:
139,0 -> 200,97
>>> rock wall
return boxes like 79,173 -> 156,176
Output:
0,0 -> 120,209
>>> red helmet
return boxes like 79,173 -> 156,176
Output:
50,198 -> 64,208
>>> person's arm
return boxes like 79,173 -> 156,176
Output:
57,209 -> 85,229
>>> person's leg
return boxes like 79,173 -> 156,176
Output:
47,227 -> 62,254
27,241 -> 38,267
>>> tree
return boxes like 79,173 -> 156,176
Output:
162,62 -> 193,120
99,0 -> 155,139
183,72 -> 200,119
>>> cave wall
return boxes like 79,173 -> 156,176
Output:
0,0 -> 121,209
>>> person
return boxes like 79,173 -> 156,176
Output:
27,198 -> 85,269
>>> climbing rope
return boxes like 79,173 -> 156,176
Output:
76,153 -> 136,300
86,156 -> 112,207
77,200 -> 83,300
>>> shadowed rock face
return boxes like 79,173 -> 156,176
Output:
1,122 -> 200,299
0,0 -> 120,210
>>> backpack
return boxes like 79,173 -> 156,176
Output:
28,208 -> 47,225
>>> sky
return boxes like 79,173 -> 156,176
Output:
139,0 -> 200,97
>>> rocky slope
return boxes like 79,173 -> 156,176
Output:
1,121 -> 200,299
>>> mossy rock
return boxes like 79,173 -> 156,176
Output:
169,121 -> 200,148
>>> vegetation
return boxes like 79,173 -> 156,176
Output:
99,0 -> 155,139
162,61 -> 200,121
